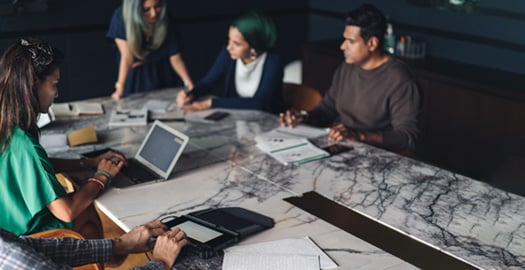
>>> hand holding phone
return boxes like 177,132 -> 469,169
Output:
204,111 -> 230,121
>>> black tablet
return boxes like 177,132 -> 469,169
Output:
164,215 -> 238,251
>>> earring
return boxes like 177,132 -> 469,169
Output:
249,48 -> 258,59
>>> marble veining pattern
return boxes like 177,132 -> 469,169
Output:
41,89 -> 524,269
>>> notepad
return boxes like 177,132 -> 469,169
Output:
50,102 -> 104,117
255,129 -> 329,165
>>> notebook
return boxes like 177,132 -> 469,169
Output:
112,120 -> 189,188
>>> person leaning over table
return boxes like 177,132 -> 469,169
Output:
0,220 -> 188,270
107,0 -> 194,100
176,11 -> 285,114
0,37 -> 127,239
280,4 -> 422,154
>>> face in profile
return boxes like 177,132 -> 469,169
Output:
340,25 -> 372,66
142,0 -> 162,25
36,68 -> 60,113
226,26 -> 251,62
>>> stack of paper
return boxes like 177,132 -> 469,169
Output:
222,236 -> 338,270
108,108 -> 148,127
255,127 -> 329,165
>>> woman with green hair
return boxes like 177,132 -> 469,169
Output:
176,11 -> 285,114
107,0 -> 194,100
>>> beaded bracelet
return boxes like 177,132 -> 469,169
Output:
94,170 -> 111,179
87,178 -> 105,191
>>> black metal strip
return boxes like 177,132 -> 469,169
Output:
284,191 -> 480,270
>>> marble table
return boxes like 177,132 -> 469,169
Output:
42,88 -> 525,270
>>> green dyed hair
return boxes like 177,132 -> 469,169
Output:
232,11 -> 277,53
122,0 -> 167,60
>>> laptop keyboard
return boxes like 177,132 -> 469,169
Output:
120,159 -> 160,183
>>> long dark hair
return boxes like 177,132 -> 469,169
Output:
0,37 -> 63,151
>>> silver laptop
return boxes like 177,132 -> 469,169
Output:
113,120 -> 189,188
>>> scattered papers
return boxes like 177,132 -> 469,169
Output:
274,124 -> 328,139
40,133 -> 68,151
51,102 -> 103,117
142,99 -> 175,113
223,253 -> 319,270
143,99 -> 184,120
255,129 -> 329,165
223,236 -> 337,270
108,108 -> 148,127
37,113 -> 53,128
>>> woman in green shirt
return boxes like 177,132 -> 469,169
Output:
0,38 -> 126,238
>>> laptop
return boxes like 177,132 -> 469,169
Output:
113,120 -> 189,188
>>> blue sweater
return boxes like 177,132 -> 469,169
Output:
191,47 -> 285,114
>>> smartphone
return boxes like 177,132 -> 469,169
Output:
204,111 -> 230,121
322,144 -> 353,156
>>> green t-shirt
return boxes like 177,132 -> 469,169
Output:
0,128 -> 72,235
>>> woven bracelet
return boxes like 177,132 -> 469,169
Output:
94,170 -> 111,179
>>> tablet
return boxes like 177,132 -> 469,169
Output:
164,215 -> 237,251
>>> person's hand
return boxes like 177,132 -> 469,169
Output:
176,89 -> 192,107
328,123 -> 358,143
111,90 -> 122,101
95,158 -> 123,183
185,80 -> 194,91
151,227 -> 188,269
279,109 -> 306,128
180,98 -> 212,112
91,150 -> 127,168
113,220 -> 169,255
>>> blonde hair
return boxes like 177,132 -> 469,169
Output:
122,0 -> 168,60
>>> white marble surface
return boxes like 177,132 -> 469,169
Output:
42,88 -> 525,269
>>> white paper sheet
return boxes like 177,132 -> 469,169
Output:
142,99 -> 174,113
224,236 -> 338,269
223,252 -> 320,270
40,133 -> 68,151
274,124 -> 328,139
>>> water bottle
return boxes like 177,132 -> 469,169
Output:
384,22 -> 396,54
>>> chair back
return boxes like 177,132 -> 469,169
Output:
282,83 -> 322,111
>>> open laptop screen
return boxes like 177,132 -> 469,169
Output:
135,120 -> 189,179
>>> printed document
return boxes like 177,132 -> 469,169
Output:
223,236 -> 338,270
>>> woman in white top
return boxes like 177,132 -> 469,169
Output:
176,11 -> 285,114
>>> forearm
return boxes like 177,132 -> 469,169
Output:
170,53 -> 192,86
358,131 -> 383,147
50,157 -> 94,172
116,57 -> 133,90
48,176 -> 105,222
23,237 -> 112,267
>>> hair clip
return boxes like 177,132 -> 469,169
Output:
20,39 -> 29,46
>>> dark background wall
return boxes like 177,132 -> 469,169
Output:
0,0 -> 522,101
0,0 -> 308,102
308,0 -> 525,76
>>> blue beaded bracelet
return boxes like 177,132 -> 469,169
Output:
94,170 -> 111,179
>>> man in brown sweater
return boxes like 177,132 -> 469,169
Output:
281,4 -> 421,153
